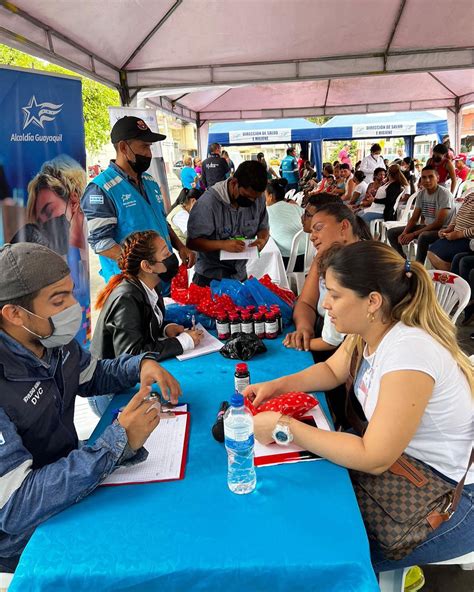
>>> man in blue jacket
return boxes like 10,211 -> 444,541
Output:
0,243 -> 181,573
279,147 -> 299,191
81,116 -> 195,284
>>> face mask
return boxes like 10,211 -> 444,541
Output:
432,155 -> 442,163
154,253 -> 179,283
21,302 -> 82,348
39,215 -> 70,256
127,145 -> 151,174
236,195 -> 254,208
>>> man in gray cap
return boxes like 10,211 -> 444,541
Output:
0,242 -> 181,574
81,116 -> 195,286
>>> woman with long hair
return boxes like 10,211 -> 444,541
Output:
166,187 -> 202,243
89,230 -> 203,415
246,241 -> 473,571
358,163 -> 408,223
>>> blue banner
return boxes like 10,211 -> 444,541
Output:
0,66 -> 90,345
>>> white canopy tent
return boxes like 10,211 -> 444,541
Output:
1,0 -> 473,150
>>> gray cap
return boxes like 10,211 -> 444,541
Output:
0,243 -> 70,303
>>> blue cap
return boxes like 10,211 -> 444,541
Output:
230,392 -> 244,407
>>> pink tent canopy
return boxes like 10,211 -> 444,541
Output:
1,0 -> 473,147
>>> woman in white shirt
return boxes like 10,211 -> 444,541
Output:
266,178 -> 305,271
360,143 -> 386,183
166,188 -> 202,243
246,241 -> 473,571
348,170 -> 368,206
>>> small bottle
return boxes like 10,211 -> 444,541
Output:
229,313 -> 241,336
240,311 -> 254,334
234,362 -> 250,394
258,305 -> 268,315
224,391 -> 257,494
253,312 -> 266,339
211,401 -> 230,442
216,312 -> 230,340
270,305 -> 283,335
265,311 -> 279,339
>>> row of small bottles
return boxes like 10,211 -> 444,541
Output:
215,305 -> 282,340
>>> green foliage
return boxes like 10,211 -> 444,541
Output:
327,140 -> 358,165
307,116 -> 331,126
0,44 -> 120,155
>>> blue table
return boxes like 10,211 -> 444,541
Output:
10,336 -> 378,592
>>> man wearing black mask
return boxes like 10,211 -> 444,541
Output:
81,116 -> 195,287
187,160 -> 269,286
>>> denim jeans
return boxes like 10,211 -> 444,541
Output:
358,211 -> 384,223
371,481 -> 474,573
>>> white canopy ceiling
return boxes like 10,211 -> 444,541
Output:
0,0 -> 473,122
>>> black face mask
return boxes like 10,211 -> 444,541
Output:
155,253 -> 179,282
236,195 -> 254,208
127,145 -> 152,174
39,215 -> 70,256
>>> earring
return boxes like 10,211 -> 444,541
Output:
367,311 -> 375,323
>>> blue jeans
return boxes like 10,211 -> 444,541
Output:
371,481 -> 474,572
358,211 -> 384,223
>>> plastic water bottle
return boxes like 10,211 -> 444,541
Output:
224,392 -> 257,494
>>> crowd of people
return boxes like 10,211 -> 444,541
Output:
0,116 -> 472,581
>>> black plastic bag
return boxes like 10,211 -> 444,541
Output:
219,332 -> 267,361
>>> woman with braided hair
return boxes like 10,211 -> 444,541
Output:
89,230 -> 203,416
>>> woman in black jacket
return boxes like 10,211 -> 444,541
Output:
358,164 -> 408,223
89,230 -> 202,415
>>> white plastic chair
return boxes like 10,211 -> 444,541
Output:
379,552 -> 474,591
285,228 -> 306,295
0,572 -> 13,592
284,188 -> 296,201
428,270 -> 471,324
304,233 -> 316,274
381,191 -> 419,244
293,191 -> 304,206
454,180 -> 466,200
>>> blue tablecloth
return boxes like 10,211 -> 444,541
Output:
10,336 -> 378,592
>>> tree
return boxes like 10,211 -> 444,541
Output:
307,116 -> 331,126
327,140 -> 358,165
0,44 -> 120,155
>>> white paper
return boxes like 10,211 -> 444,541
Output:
220,239 -> 259,260
102,414 -> 188,485
176,324 -> 223,361
254,404 -> 332,466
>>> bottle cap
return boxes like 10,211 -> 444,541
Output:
236,363 -> 248,374
230,391 -> 244,407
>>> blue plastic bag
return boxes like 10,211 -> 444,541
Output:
210,279 -> 257,308
165,304 -> 215,330
244,277 -> 293,325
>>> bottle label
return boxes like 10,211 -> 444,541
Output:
254,320 -> 265,335
241,321 -> 253,334
235,376 -> 250,394
265,320 -> 278,333
224,433 -> 255,451
216,320 -> 230,338
230,322 -> 241,334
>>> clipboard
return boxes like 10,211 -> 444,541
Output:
101,412 -> 190,486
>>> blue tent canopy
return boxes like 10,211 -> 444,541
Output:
208,118 -> 319,146
311,111 -> 448,177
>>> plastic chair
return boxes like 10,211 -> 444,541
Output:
304,233 -> 316,274
285,188 -> 296,201
0,572 -> 13,592
454,180 -> 466,200
379,552 -> 474,591
381,191 -> 419,244
285,228 -> 306,295
428,270 -> 471,324
292,191 -> 304,206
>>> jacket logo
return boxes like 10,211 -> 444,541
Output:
23,381 -> 44,405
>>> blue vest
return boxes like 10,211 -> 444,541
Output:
281,155 -> 298,184
93,166 -> 171,282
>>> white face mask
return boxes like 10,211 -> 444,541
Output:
21,302 -> 82,348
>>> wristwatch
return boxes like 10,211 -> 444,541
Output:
272,414 -> 294,446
